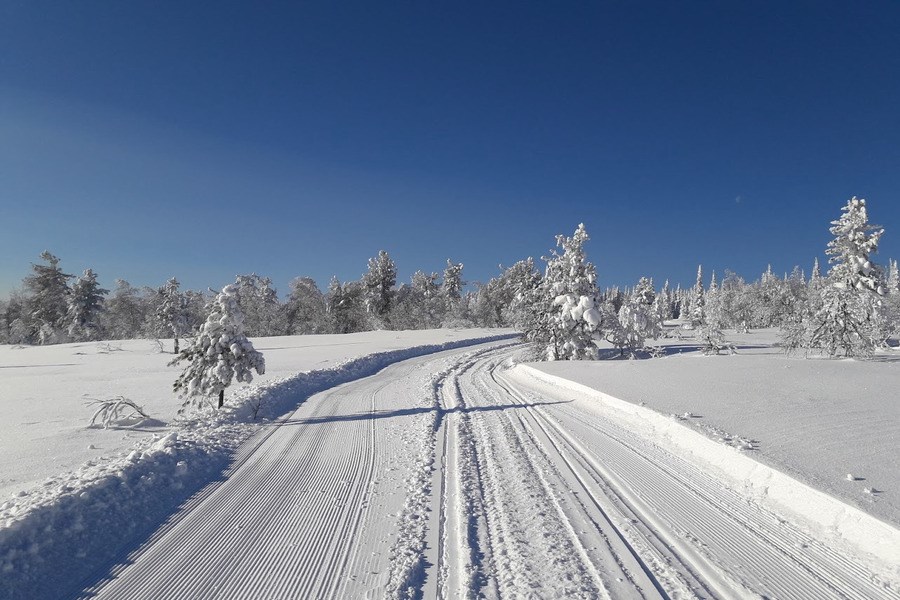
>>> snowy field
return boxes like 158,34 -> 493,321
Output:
0,328 -> 513,499
2,328 -> 899,599
531,327 -> 900,528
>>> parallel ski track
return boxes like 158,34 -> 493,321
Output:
84,367 -> 394,599
79,343 -> 898,599
473,346 -> 897,599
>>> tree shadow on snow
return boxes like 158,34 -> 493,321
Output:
278,400 -> 572,427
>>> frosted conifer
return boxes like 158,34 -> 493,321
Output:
24,251 -> 73,344
157,278 -> 187,353
803,197 -> 887,357
170,283 -> 265,410
362,250 -> 397,326
67,269 -> 108,341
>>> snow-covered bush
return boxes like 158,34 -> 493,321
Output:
86,396 -> 150,428
170,283 -> 266,410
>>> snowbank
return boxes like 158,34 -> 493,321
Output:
512,364 -> 900,573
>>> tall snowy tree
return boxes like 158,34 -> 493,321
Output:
539,223 -> 603,360
442,259 -> 465,303
67,269 -> 108,341
170,283 -> 265,409
24,251 -> 73,344
286,277 -> 329,334
157,277 -> 187,353
617,277 -> 662,354
800,197 -> 887,357
362,250 -> 397,327
235,274 -> 285,337
690,264 -> 705,327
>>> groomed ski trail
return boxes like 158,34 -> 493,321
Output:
81,343 -> 898,599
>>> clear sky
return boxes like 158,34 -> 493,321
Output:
2,1 -> 899,297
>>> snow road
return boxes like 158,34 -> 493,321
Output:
81,342 -> 898,599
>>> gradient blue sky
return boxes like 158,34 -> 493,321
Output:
2,2 -> 899,297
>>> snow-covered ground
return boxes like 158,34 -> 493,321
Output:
2,327 -> 898,599
530,327 -> 900,528
0,328 -> 513,500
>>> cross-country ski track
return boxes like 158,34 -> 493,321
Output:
77,340 -> 897,599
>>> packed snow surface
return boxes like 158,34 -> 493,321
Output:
2,329 -> 898,599
532,328 -> 900,527
0,329 -> 512,499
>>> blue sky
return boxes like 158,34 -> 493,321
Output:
2,2 -> 899,297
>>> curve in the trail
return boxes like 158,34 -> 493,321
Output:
77,343 -> 898,600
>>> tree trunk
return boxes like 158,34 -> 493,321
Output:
174,336 -> 180,354
218,389 -> 224,408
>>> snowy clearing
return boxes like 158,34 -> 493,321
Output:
2,338 -> 897,598
535,327 -> 900,528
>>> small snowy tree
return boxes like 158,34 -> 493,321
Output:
157,277 -> 187,353
67,269 -> 108,341
170,283 -> 265,410
690,264 -> 704,327
617,277 -> 662,354
539,223 -> 603,360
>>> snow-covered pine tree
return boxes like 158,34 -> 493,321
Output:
103,279 -> 148,339
539,223 -> 603,360
617,277 -> 662,355
804,197 -> 886,357
24,251 -> 74,344
67,269 -> 108,341
157,277 -> 187,353
442,259 -> 464,303
235,274 -> 286,337
690,264 -> 704,327
286,277 -> 329,334
887,259 -> 899,294
362,250 -> 397,328
170,283 -> 265,410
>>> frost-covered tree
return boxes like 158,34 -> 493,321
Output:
617,277 -> 662,354
690,265 -> 704,327
327,277 -> 367,334
441,260 -> 465,321
24,251 -> 73,344
286,277 -> 329,334
157,278 -> 187,353
67,269 -> 108,341
793,197 -> 887,357
170,283 -> 265,409
539,223 -> 603,360
102,279 -> 148,339
362,250 -> 397,328
235,274 -> 286,337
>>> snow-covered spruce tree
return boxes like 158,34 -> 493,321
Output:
538,223 -> 604,360
696,271 -> 733,354
67,269 -> 108,341
362,250 -> 397,328
102,279 -> 148,340
617,277 -> 662,355
235,274 -> 286,337
157,277 -> 187,353
170,283 -> 265,410
24,251 -> 74,344
689,264 -> 704,327
801,197 -> 887,357
327,277 -> 367,334
286,276 -> 329,334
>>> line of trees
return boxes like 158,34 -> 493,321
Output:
0,253 -> 473,346
2,197 -> 897,361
